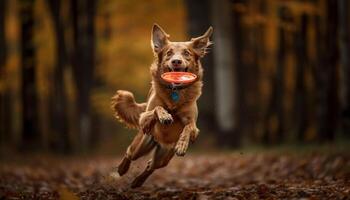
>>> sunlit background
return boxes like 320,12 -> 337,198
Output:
0,0 -> 349,155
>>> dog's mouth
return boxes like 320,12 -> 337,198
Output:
167,66 -> 189,72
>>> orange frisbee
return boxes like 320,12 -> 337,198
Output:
161,72 -> 197,84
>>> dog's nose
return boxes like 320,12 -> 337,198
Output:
171,59 -> 182,67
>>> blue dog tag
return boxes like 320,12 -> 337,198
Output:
171,91 -> 179,102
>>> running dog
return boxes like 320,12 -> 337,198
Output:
111,24 -> 213,188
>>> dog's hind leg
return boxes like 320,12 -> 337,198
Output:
118,132 -> 156,176
131,144 -> 174,188
118,106 -> 172,176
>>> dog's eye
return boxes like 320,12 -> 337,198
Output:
166,51 -> 173,57
183,50 -> 190,57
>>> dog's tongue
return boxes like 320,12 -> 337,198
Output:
161,72 -> 197,84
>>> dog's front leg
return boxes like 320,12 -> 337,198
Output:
175,121 -> 199,156
139,106 -> 173,134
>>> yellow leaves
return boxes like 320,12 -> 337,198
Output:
59,187 -> 79,200
278,1 -> 319,16
232,3 -> 248,14
239,1 -> 319,35
35,0 -> 55,98
5,1 -> 20,43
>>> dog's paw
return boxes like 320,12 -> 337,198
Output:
190,128 -> 199,143
117,157 -> 131,176
158,112 -> 173,125
175,137 -> 189,156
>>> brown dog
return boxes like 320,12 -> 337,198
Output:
111,24 -> 213,188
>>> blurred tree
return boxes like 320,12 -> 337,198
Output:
294,14 -> 308,141
70,0 -> 97,150
338,0 -> 350,137
0,0 -> 5,75
232,0 -> 246,138
264,6 -> 290,143
211,0 -> 240,146
315,0 -> 338,141
102,12 -> 111,39
46,0 -> 70,153
243,0 -> 264,143
252,0 -> 277,144
20,0 -> 40,150
232,0 -> 259,142
185,0 -> 217,136
0,0 -> 7,147
0,0 -> 10,151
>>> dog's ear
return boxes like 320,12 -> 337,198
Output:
151,24 -> 169,54
191,27 -> 213,57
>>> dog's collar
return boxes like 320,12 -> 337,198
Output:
163,83 -> 190,90
160,83 -> 192,102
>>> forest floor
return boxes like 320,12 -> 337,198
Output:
0,148 -> 349,200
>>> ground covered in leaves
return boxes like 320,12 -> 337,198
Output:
1,150 -> 349,200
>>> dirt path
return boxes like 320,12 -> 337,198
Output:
1,152 -> 349,199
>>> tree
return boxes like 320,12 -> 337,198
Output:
338,0 -> 350,137
70,0 -> 97,150
46,0 -> 70,153
294,14 -> 308,141
20,0 -> 40,150
185,0 -> 217,136
262,4 -> 289,144
315,0 -> 338,141
232,0 -> 260,141
0,0 -> 8,149
211,0 -> 239,146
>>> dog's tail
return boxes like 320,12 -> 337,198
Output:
111,90 -> 146,129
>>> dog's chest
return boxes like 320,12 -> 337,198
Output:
153,117 -> 184,145
163,91 -> 188,111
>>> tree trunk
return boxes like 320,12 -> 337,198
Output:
294,14 -> 308,141
47,0 -> 70,153
253,0 -> 280,144
232,0 -> 253,141
0,0 -> 5,73
315,0 -> 338,141
263,6 -> 289,144
0,0 -> 8,150
254,0 -> 265,144
274,7 -> 290,142
211,0 -> 239,147
20,0 -> 40,150
338,0 -> 350,137
185,0 -> 217,135
70,0 -> 96,151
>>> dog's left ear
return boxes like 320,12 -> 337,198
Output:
151,24 -> 169,54
191,27 -> 213,57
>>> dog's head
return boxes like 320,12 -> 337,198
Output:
151,24 -> 213,79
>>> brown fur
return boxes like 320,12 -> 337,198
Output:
111,24 -> 212,188
111,90 -> 147,129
